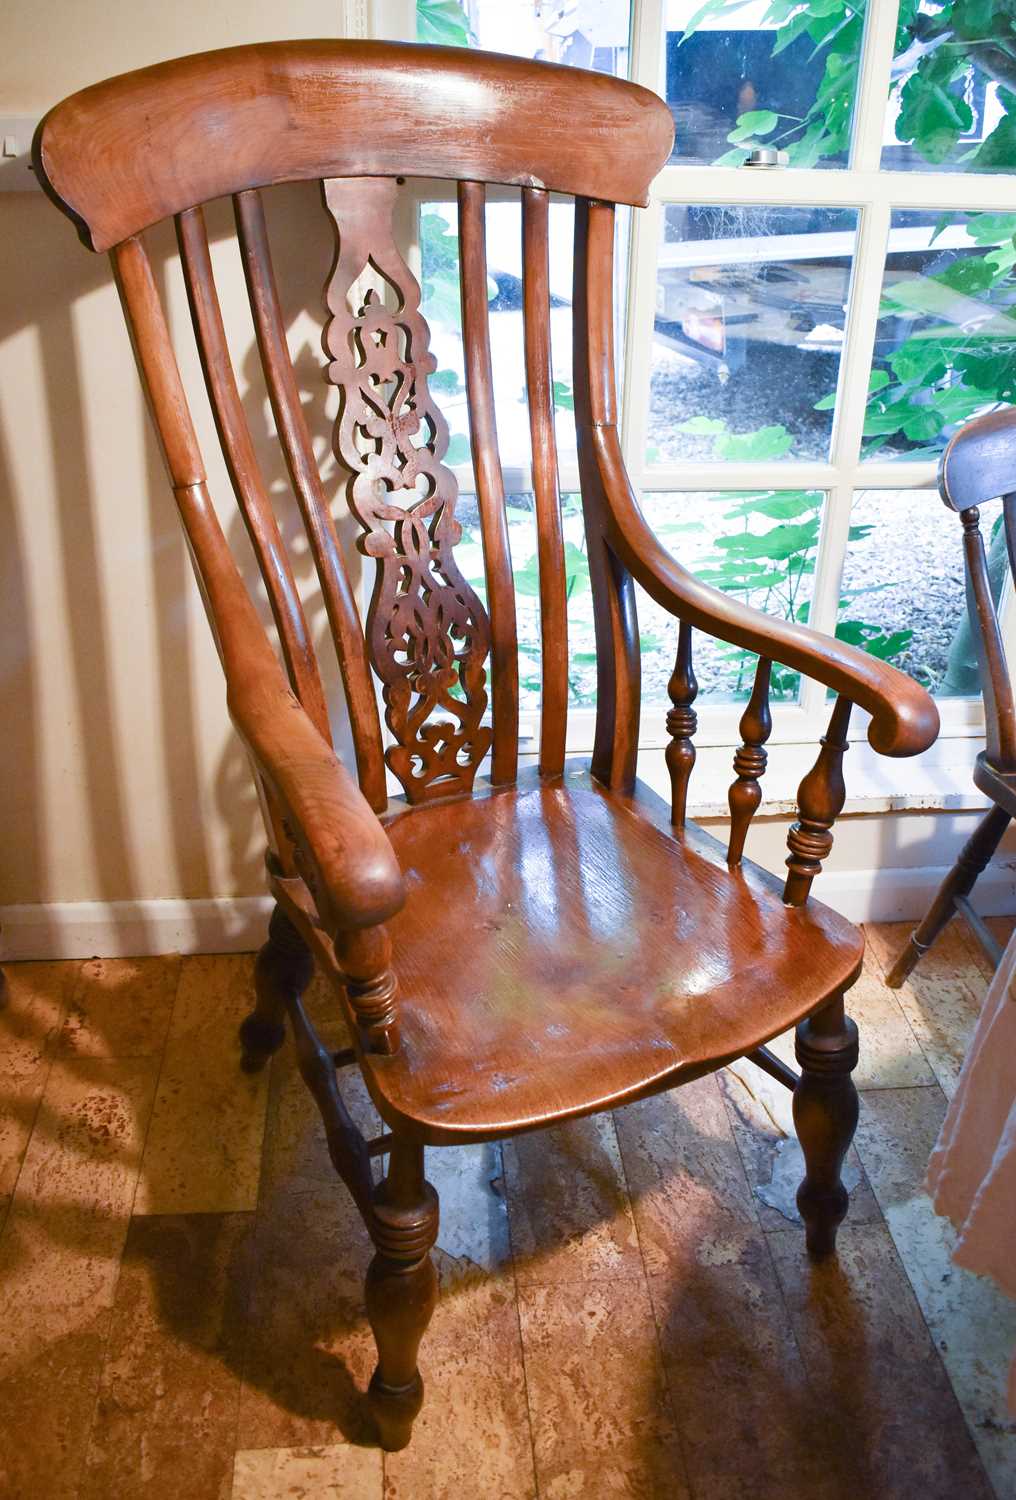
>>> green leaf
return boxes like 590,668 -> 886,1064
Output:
727,109 -> 780,143
552,380 -> 574,412
445,433 -> 471,465
678,416 -> 728,436
934,256 -> 998,296
722,491 -> 819,521
715,425 -> 794,462
416,0 -> 471,46
714,519 -> 819,562
430,367 -> 462,395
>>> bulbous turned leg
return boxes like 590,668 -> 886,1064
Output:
886,804 -> 1011,988
365,1139 -> 439,1451
793,993 -> 859,1258
239,904 -> 313,1074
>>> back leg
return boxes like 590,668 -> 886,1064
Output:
886,804 -> 1010,988
239,904 -> 313,1073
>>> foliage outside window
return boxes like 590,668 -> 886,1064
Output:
416,0 -> 1016,708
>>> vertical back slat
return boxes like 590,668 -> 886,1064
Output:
572,196 -> 640,791
522,187 -> 568,777
963,501 -> 1016,767
458,180 -> 519,787
176,206 -> 331,743
234,188 -> 387,812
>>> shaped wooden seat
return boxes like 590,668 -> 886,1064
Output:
370,770 -> 863,1142
34,39 -> 939,1454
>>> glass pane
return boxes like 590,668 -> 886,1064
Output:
864,208 -> 1016,462
639,490 -> 825,701
663,0 -> 864,168
648,205 -> 857,465
454,492 -> 593,711
838,490 -> 1003,695
883,3 -> 1016,174
420,200 -> 580,471
416,0 -> 631,75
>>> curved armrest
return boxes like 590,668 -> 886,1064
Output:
594,430 -> 939,758
172,481 -> 403,931
227,665 -> 405,932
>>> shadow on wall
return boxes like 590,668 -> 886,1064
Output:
0,178 -> 365,942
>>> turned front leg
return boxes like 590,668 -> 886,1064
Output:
793,991 -> 859,1257
239,904 -> 313,1073
366,1139 -> 439,1451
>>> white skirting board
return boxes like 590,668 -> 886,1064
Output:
2,861 -> 1016,961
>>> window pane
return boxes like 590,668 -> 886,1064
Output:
640,490 -> 825,702
663,1 -> 864,168
864,209 -> 1016,462
455,492 -> 592,711
416,0 -> 631,75
883,4 -> 1016,174
837,490 -> 1003,696
419,200 -> 580,471
648,205 -> 857,465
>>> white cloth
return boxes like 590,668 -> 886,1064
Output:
926,927 -> 1016,1415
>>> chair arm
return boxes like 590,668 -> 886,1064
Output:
593,431 -> 939,758
226,663 -> 404,932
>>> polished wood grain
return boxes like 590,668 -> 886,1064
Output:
33,41 -> 674,253
321,174 -> 492,805
364,768 -> 863,1144
666,620 -> 698,830
235,188 -> 387,812
784,695 -> 852,907
522,187 -> 569,778
889,403 -> 1016,986
727,656 -> 773,867
459,179 -> 519,787
34,37 -> 942,1451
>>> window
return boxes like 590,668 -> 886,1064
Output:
397,0 -> 1016,762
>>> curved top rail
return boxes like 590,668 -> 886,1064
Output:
33,39 -> 676,252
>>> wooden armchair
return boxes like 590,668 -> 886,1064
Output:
888,405 -> 1016,986
34,41 -> 939,1451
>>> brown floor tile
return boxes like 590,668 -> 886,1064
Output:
57,954 -> 181,1059
0,1055 -> 159,1500
504,1113 -> 642,1286
237,1040 -> 377,1451
385,1255 -> 537,1500
0,959 -> 80,1228
134,954 -> 270,1214
613,1073 -> 757,1275
80,1212 -> 255,1500
718,1061 -> 880,1235
855,1086 -> 1016,1496
518,1278 -> 689,1499
648,1234 -> 835,1500
864,922 -> 987,1097
769,1222 -> 994,1497
232,1443 -> 382,1499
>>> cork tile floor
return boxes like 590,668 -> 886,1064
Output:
1,920 -> 1015,1499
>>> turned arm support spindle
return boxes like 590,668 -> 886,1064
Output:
783,695 -> 852,905
727,656 -> 773,867
666,620 -> 698,830
335,924 -> 400,1056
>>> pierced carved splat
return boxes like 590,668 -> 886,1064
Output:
322,176 -> 491,803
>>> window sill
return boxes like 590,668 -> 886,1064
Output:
634,737 -> 992,819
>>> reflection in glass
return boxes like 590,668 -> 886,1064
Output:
416,0 -> 631,75
839,491 -> 1003,696
884,3 -> 1016,175
648,205 -> 857,465
865,209 -> 1016,461
639,490 -> 825,702
663,0 -> 863,168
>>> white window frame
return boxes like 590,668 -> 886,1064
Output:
362,0 -> 1016,770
